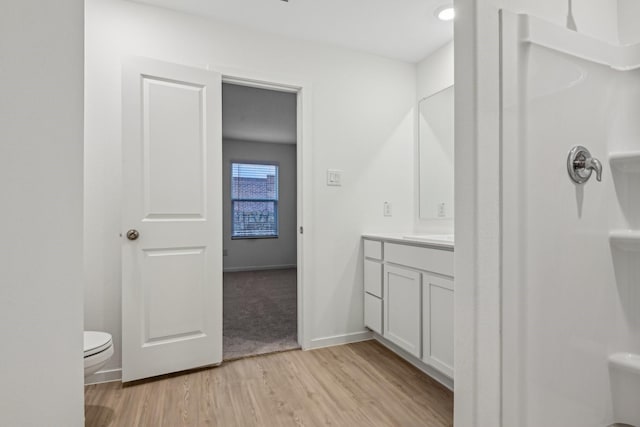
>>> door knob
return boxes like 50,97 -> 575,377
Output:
567,145 -> 602,184
126,229 -> 140,241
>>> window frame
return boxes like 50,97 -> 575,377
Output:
230,160 -> 280,240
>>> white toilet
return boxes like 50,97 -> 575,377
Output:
84,331 -> 114,378
609,353 -> 640,427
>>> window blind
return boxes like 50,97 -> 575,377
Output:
231,163 -> 279,238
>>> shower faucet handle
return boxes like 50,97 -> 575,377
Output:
584,156 -> 602,182
567,145 -> 602,184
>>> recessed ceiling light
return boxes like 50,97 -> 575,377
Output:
435,5 -> 455,21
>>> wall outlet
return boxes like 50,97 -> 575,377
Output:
384,202 -> 392,217
437,202 -> 446,218
327,169 -> 342,186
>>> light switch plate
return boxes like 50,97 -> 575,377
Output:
327,169 -> 342,186
384,202 -> 392,217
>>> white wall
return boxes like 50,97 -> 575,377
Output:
0,1 -> 85,425
415,42 -> 455,234
455,0 -> 622,425
223,140 -> 297,271
618,0 -> 640,45
417,42 -> 455,101
84,0 -> 415,374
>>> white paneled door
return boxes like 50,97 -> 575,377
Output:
121,58 -> 222,382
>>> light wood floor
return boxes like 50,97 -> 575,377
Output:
84,340 -> 453,427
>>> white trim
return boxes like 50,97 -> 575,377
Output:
308,331 -> 373,350
296,78 -> 313,351
218,67 -> 314,351
373,334 -> 454,391
84,368 -> 122,386
218,66 -> 310,93
500,11 -> 521,425
454,1 -> 503,426
221,77 -> 299,93
223,264 -> 296,273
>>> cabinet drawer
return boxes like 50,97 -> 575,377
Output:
364,293 -> 382,334
364,239 -> 383,260
364,259 -> 383,298
385,243 -> 453,276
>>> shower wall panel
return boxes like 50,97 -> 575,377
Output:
501,11 -> 640,427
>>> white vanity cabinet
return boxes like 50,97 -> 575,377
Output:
362,234 -> 454,382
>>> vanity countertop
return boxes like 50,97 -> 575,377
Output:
362,233 -> 454,250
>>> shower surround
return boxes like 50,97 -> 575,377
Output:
500,11 -> 640,426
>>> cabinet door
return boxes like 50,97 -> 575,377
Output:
364,259 -> 383,298
422,274 -> 454,377
384,265 -> 421,358
364,293 -> 383,334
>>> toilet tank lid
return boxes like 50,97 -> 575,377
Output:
84,331 -> 112,356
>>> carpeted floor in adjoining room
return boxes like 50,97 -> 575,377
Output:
223,268 -> 299,360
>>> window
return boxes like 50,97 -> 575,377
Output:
231,162 -> 279,239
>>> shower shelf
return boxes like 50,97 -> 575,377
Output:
609,230 -> 640,251
609,152 -> 640,172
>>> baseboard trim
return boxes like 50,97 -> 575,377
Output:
84,368 -> 122,386
373,333 -> 454,391
223,264 -> 297,273
307,330 -> 373,350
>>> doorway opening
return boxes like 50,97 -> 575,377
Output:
221,82 -> 300,360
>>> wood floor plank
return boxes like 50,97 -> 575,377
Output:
85,340 -> 453,427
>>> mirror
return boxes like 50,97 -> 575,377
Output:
418,85 -> 454,220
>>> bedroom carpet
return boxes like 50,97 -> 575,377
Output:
223,268 -> 299,360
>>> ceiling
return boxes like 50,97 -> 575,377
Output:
131,0 -> 454,63
222,83 -> 297,144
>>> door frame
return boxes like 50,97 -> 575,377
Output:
220,67 -> 313,350
454,1 -> 503,425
